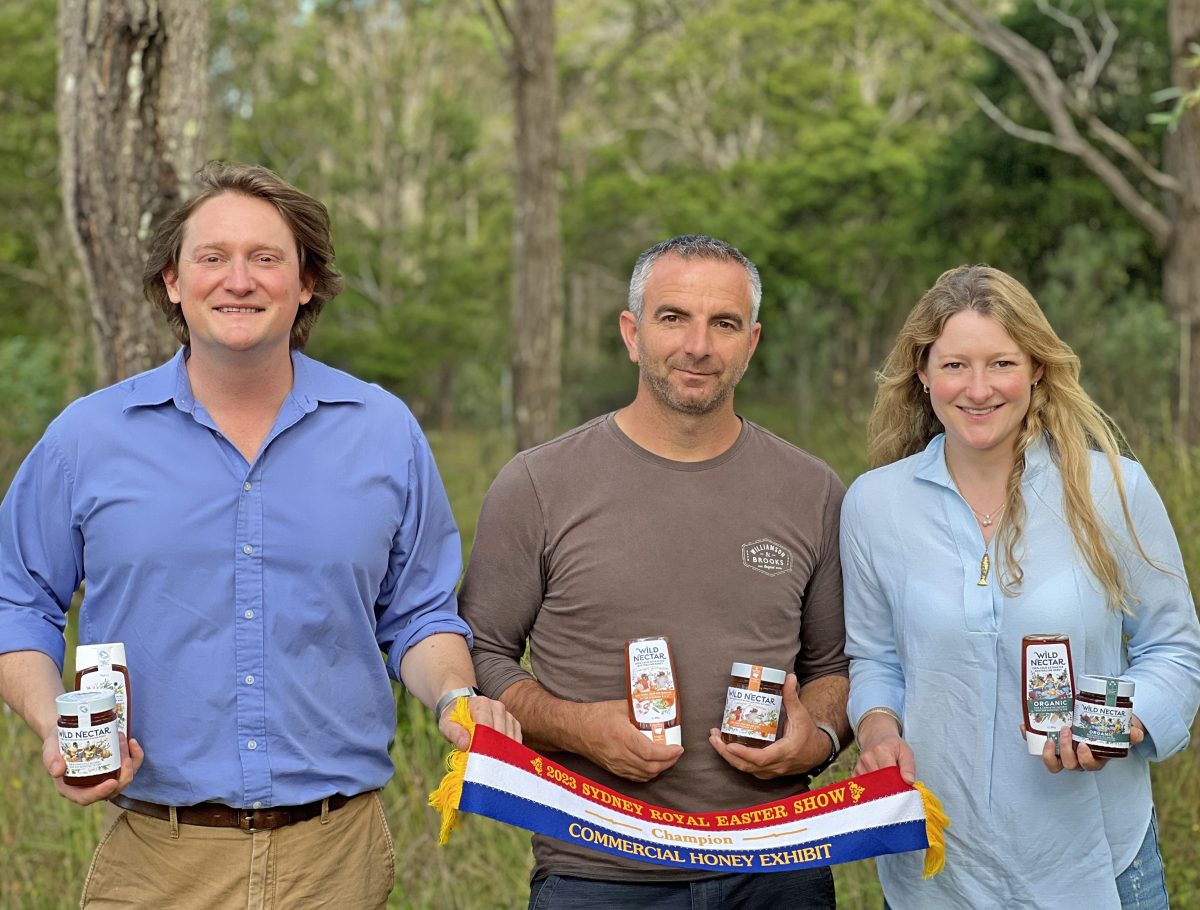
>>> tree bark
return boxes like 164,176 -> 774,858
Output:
509,0 -> 564,450
930,0 -> 1200,441
1164,0 -> 1200,440
57,0 -> 207,385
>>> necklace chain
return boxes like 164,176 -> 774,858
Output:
945,460 -> 1006,528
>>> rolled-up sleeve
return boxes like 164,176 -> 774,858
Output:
0,428 -> 81,669
376,412 -> 469,682
1119,464 -> 1200,761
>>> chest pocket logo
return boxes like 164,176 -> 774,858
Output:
741,539 -> 793,577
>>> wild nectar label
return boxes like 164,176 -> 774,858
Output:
626,638 -> 681,745
56,691 -> 121,780
715,667 -> 782,744
1022,635 -> 1074,754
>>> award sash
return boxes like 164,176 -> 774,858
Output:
429,700 -> 948,876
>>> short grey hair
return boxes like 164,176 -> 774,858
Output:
627,235 -> 762,324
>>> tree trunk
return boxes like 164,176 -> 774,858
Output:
57,0 -> 207,385
1165,0 -> 1200,441
510,0 -> 563,451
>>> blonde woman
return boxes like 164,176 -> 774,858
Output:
842,266 -> 1200,909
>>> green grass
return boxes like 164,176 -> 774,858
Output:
1,425 -> 1198,907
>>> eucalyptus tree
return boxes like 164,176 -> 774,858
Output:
929,0 -> 1200,440
58,0 -> 207,384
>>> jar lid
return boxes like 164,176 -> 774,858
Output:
76,641 -> 126,666
1077,675 -> 1135,699
56,689 -> 116,715
729,662 -> 787,685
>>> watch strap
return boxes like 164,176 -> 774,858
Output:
434,686 -> 482,720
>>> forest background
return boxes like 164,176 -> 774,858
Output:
2,0 -> 1199,907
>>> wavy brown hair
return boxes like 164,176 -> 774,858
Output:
142,161 -> 343,349
869,265 -> 1146,611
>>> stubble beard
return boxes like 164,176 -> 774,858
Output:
637,340 -> 749,416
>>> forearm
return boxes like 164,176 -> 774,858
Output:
499,678 -> 604,756
398,633 -> 478,711
798,673 -> 851,746
0,650 -> 66,741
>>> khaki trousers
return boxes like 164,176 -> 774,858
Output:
80,792 -> 395,910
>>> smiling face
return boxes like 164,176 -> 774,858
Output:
918,310 -> 1044,463
619,255 -> 761,417
162,192 -> 313,363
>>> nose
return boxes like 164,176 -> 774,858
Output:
681,322 -> 713,359
223,257 -> 254,295
965,370 -> 991,402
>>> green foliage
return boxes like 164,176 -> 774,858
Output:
0,0 -> 75,345
0,337 -> 67,489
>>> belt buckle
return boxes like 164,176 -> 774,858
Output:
239,809 -> 259,833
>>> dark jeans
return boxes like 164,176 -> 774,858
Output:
528,868 -> 836,909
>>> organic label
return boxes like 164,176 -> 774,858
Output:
1073,702 -> 1132,746
1025,642 -> 1073,733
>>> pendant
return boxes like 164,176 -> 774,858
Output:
980,514 -> 994,527
977,553 -> 990,586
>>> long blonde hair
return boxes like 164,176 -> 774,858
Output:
869,265 -> 1143,611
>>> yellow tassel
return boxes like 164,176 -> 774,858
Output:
914,780 -> 950,878
426,697 -> 477,845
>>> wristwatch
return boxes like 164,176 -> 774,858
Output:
809,722 -> 842,778
434,686 -> 483,720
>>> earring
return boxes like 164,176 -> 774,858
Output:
1032,380 -> 1040,390
923,385 -> 930,394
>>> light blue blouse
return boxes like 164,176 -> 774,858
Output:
843,434 -> 1200,909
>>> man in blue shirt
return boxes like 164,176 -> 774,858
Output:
0,161 -> 518,908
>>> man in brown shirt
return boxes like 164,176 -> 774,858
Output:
459,236 -> 849,908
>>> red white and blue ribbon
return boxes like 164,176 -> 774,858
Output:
429,700 -> 947,876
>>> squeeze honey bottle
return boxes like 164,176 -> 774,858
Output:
56,690 -> 121,787
625,637 -> 682,745
75,642 -> 131,735
720,663 -> 786,747
1021,634 -> 1074,755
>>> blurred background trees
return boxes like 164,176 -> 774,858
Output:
1,0 -> 1194,470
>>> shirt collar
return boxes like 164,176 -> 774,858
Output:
121,348 -> 366,414
913,432 -> 1054,487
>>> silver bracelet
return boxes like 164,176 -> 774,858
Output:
434,686 -> 482,720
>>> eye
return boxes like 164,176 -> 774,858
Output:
661,314 -> 681,323
943,361 -> 963,370
994,360 -> 1015,368
256,254 -> 281,264
716,320 -> 737,330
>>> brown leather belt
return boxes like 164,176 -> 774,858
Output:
111,792 -> 354,832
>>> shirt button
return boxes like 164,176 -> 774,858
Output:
252,801 -> 263,809
244,675 -> 254,685
244,610 -> 254,620
247,740 -> 258,750
243,545 -> 253,555
243,481 -> 253,492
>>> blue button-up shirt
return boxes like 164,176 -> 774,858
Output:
0,349 -> 470,807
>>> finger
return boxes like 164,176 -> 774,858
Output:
897,747 -> 917,785
1041,732 -> 1063,774
1075,742 -> 1107,773
54,774 -> 122,806
1058,733 -> 1080,771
